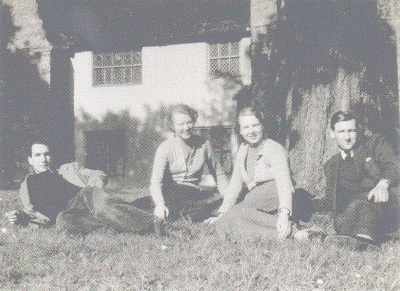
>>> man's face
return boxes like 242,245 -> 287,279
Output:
330,119 -> 357,151
28,144 -> 52,173
239,115 -> 264,146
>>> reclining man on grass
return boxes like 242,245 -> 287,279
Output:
321,111 -> 399,250
5,138 -> 157,235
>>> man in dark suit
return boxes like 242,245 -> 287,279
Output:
323,111 -> 399,248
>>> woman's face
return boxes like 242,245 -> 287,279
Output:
172,113 -> 195,140
239,115 -> 264,145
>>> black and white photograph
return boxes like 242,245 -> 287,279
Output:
0,0 -> 399,289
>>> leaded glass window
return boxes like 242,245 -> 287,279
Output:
209,42 -> 240,76
93,50 -> 142,86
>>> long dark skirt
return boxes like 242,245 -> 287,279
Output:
162,181 -> 220,222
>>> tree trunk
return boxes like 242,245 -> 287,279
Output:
49,47 -> 75,167
288,68 -> 362,196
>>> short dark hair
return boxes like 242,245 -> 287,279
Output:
25,138 -> 51,157
168,104 -> 198,129
330,111 -> 357,130
235,107 -> 269,143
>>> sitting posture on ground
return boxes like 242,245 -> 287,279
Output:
5,139 -> 156,234
322,111 -> 399,249
150,104 -> 228,222
210,107 -> 308,241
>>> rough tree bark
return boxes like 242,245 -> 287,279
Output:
288,69 -> 363,196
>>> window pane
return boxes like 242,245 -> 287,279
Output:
219,58 -> 230,73
103,53 -> 112,66
132,66 -> 141,84
114,67 -> 123,84
132,51 -> 141,65
230,57 -> 240,75
113,52 -> 123,66
210,44 -> 218,58
94,54 -> 103,66
230,42 -> 240,56
94,68 -> 103,85
104,68 -> 112,84
124,67 -> 132,83
210,59 -> 218,75
93,50 -> 142,86
220,43 -> 230,57
123,52 -> 132,65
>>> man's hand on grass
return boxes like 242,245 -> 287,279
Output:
4,210 -> 49,225
4,210 -> 20,224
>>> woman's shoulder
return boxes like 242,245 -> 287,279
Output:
237,143 -> 248,151
157,135 -> 208,151
234,143 -> 249,159
262,139 -> 286,154
155,137 -> 176,155
158,135 -> 179,147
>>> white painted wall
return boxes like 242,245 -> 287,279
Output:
72,38 -> 251,125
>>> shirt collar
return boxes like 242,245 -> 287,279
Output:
340,149 -> 354,160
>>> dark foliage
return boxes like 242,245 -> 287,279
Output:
250,0 -> 398,144
37,0 -> 250,51
0,4 -> 50,187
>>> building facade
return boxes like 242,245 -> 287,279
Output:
30,0 -> 398,190
73,39 -> 251,121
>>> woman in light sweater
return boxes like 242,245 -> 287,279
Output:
150,104 -> 228,221
213,107 -> 295,241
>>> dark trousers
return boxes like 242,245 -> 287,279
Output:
334,191 -> 383,241
56,187 -> 155,234
162,182 -> 219,222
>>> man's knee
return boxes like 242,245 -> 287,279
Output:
335,199 -> 383,235
346,199 -> 380,214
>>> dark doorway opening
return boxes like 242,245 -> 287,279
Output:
85,129 -> 126,176
194,126 -> 233,174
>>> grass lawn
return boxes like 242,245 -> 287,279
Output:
0,185 -> 399,290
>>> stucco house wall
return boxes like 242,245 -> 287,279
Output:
72,38 -> 251,123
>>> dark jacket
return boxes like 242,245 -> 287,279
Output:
324,134 -> 399,212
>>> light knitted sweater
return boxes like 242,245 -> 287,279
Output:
220,139 -> 294,213
150,135 -> 227,204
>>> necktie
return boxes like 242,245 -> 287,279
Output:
344,154 -> 353,162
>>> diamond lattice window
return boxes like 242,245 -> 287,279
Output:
209,42 -> 240,76
93,50 -> 142,86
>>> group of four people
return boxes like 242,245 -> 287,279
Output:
6,104 -> 399,249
